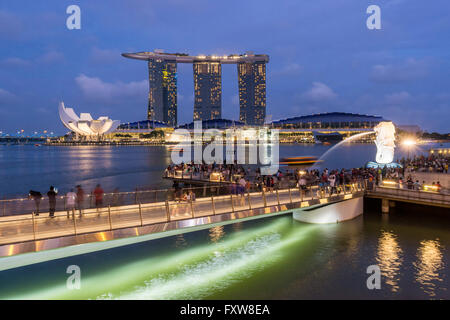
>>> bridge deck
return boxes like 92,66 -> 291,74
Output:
366,186 -> 450,208
0,184 -> 364,256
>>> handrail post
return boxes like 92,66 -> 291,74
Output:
247,190 -> 252,209
262,187 -> 267,207
138,202 -> 143,226
72,209 -> 77,235
276,189 -> 280,205
230,194 -> 235,212
299,187 -> 303,202
211,195 -> 216,215
31,212 -> 36,241
310,185 -> 314,200
107,205 -> 113,231
190,199 -> 195,218
288,188 -> 292,203
165,200 -> 171,222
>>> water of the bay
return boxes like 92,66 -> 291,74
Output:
0,208 -> 449,299
0,142 -> 445,198
0,141 -> 449,299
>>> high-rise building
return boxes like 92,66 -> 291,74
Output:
122,50 -> 269,127
148,59 -> 177,127
193,61 -> 222,121
238,60 -> 266,125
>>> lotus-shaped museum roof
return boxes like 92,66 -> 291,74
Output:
58,102 -> 120,136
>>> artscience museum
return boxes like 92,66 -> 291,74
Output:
58,102 -> 120,137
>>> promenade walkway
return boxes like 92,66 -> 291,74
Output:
0,183 -> 364,247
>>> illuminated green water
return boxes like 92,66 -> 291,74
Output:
1,209 -> 449,299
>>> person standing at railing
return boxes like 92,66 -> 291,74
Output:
29,190 -> 42,216
93,184 -> 104,213
329,173 -> 336,195
76,185 -> 84,217
47,186 -> 57,218
66,189 -> 76,219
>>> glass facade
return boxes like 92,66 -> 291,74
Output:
148,59 -> 177,127
271,113 -> 384,129
193,62 -> 222,121
238,61 -> 267,125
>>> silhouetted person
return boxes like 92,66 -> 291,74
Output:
29,190 -> 42,216
75,185 -> 85,217
66,188 -> 76,219
93,184 -> 104,212
47,186 -> 57,218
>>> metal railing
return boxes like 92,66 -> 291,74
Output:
0,180 -> 367,245
367,185 -> 450,206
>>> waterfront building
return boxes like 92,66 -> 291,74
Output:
58,102 -> 120,136
238,59 -> 267,125
148,58 -> 177,127
122,50 -> 269,126
177,118 -> 246,130
193,61 -> 222,121
271,112 -> 384,130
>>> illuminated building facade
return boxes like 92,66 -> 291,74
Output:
122,50 -> 269,126
148,59 -> 177,127
238,60 -> 266,125
193,62 -> 222,120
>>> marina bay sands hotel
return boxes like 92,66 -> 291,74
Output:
122,50 -> 269,127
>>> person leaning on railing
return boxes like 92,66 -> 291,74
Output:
29,190 -> 42,216
66,189 -> 76,219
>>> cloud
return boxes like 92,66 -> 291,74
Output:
75,74 -> 147,103
1,51 -> 64,67
0,88 -> 15,102
0,10 -> 23,39
384,91 -> 411,105
303,82 -> 337,102
90,47 -> 122,63
37,51 -> 65,64
0,57 -> 30,67
272,63 -> 303,76
370,58 -> 429,83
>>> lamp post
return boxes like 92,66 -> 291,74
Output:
402,139 -> 416,160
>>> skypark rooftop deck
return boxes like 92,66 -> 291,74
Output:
122,51 -> 269,64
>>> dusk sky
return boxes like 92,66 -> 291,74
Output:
0,0 -> 449,134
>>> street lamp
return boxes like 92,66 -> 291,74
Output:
402,138 -> 416,159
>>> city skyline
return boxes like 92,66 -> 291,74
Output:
0,1 -> 449,133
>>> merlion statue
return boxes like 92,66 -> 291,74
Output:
374,121 -> 396,164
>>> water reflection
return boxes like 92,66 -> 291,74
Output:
414,239 -> 444,297
209,226 -> 225,243
376,230 -> 403,292
175,234 -> 187,248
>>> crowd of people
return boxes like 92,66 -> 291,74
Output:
167,160 -> 447,198
399,153 -> 449,173
28,184 -> 104,218
25,156 -> 448,218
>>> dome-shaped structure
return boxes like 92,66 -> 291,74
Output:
58,102 -> 120,136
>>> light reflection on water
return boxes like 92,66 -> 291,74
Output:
414,239 -> 444,297
0,212 -> 449,299
376,230 -> 403,292
209,225 -> 225,243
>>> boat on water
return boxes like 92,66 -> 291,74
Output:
314,132 -> 343,143
167,145 -> 184,152
279,156 -> 321,166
